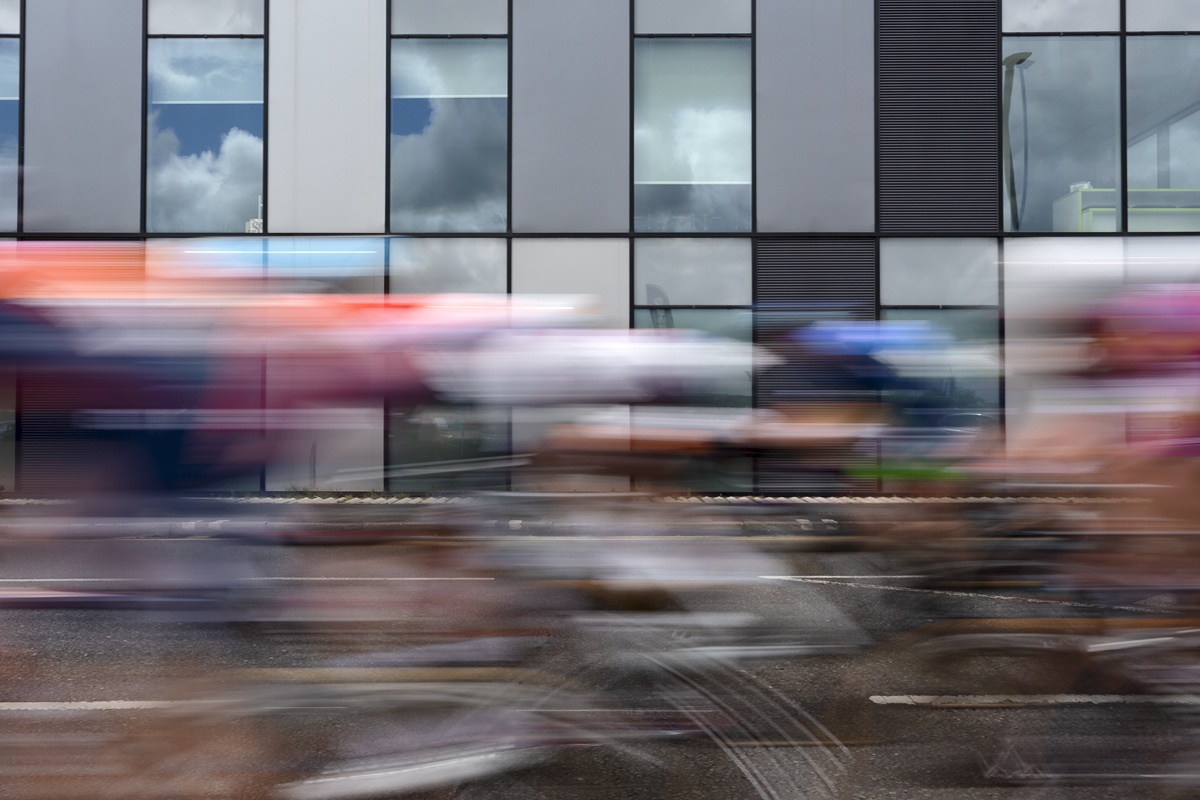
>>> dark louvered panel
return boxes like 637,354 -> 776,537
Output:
18,373 -> 85,493
878,0 -> 1000,234
754,238 -> 877,494
756,238 -> 876,306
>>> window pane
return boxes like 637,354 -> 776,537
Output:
879,238 -> 998,306
633,308 -> 752,406
390,39 -> 508,233
149,0 -> 264,34
1002,37 -> 1121,232
881,309 -> 1001,416
1002,0 -> 1119,32
1127,37 -> 1200,232
265,238 -> 385,293
635,0 -> 751,34
388,237 -> 507,294
388,406 -> 509,494
0,0 -> 18,35
0,39 -> 17,232
1126,236 -> 1200,282
1128,0 -> 1200,32
392,0 -> 507,35
634,38 -> 751,232
634,238 -> 750,305
146,38 -> 264,233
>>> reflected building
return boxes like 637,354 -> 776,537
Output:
3,0 -> 1195,494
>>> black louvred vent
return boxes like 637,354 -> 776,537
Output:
754,238 -> 877,494
878,0 -> 1000,233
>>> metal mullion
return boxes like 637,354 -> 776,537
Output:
261,0 -> 269,233
14,0 -> 23,234
997,5 -> 1003,234
394,33 -> 505,38
633,33 -> 752,38
632,305 -> 753,310
385,2 -> 392,232
629,0 -> 635,234
1002,31 -> 1121,36
9,0 -> 17,494
879,304 -> 998,311
997,236 -> 1006,441
1120,0 -> 1128,234
750,0 -> 756,235
140,0 -> 149,233
146,34 -> 264,39
506,0 -> 512,236
874,0 -> 881,235
750,229 -> 757,495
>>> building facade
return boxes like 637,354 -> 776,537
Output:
1,0 -> 1193,494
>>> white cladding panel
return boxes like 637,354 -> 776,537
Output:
268,0 -> 387,233
511,239 -> 630,328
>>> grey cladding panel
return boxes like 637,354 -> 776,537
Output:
512,0 -> 629,233
24,0 -> 144,232
756,0 -> 874,233
878,0 -> 1000,234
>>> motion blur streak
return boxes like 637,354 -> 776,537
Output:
3,241 -> 1200,797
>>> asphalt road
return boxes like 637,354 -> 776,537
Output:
0,532 -> 1184,800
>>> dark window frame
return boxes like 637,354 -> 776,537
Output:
141,0 -> 269,235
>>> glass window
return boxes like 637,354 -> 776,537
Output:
265,238 -> 385,294
1002,37 -> 1121,232
511,239 -> 629,328
1128,0 -> 1200,32
388,406 -> 509,494
1127,37 -> 1200,232
635,0 -> 751,34
879,238 -> 999,306
634,238 -> 750,306
633,308 -> 753,407
146,38 -> 264,233
0,38 -> 18,232
0,0 -> 17,36
1125,236 -> 1200,282
1002,0 -> 1119,32
1001,237 -> 1125,320
390,39 -> 508,233
388,237 -> 507,294
148,0 -> 264,35
634,38 -> 752,233
881,309 -> 1001,416
392,0 -> 507,35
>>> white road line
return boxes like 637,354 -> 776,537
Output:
761,575 -> 1159,614
0,701 -> 182,711
761,575 -> 924,580
871,694 -> 1200,706
0,577 -> 495,583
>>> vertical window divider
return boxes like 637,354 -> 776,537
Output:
15,0 -> 22,233
261,0 -> 269,233
1119,0 -> 1128,233
140,0 -> 149,233
750,0 -> 756,234
385,0 -> 392,233
628,0 -> 635,235
997,236 -> 1006,441
506,0 -> 512,236
750,232 -> 758,495
995,0 -> 1003,234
